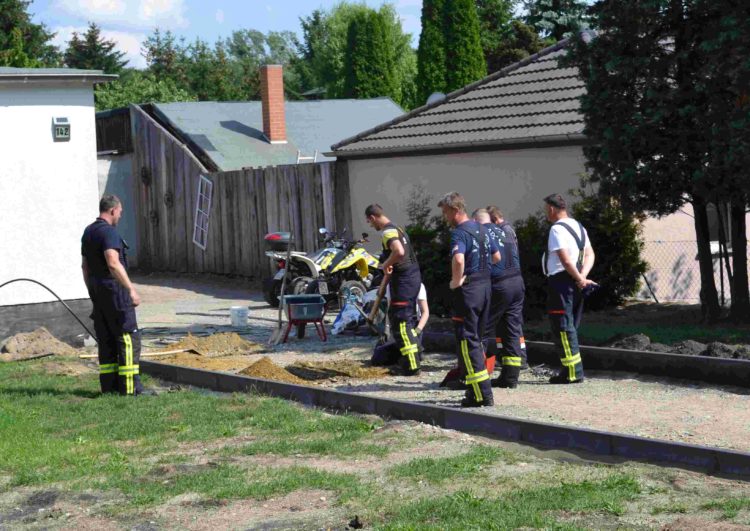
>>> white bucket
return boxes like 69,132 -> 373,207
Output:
230,306 -> 249,328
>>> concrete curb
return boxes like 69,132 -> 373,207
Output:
422,332 -> 750,388
141,360 -> 750,480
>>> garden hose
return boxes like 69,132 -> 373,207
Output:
0,278 -> 98,343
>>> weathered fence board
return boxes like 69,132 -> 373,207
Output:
130,105 -> 350,280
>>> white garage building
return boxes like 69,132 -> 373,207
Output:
0,67 -> 115,342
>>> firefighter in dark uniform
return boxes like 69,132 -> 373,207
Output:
474,207 -> 527,388
365,204 -> 422,375
542,194 -> 596,384
81,195 -> 144,396
439,192 -> 500,407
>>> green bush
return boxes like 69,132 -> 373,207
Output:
514,187 -> 647,319
403,184 -> 453,316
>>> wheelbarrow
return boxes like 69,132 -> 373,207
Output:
282,294 -> 328,343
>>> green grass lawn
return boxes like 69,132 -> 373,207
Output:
2,358 -> 750,529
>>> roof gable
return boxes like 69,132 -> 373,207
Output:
329,39 -> 585,157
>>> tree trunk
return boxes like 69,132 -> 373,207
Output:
693,201 -> 721,322
730,198 -> 750,321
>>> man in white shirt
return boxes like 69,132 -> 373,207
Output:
542,193 -> 596,384
371,283 -> 429,366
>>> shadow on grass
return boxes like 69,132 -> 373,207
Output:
0,386 -> 102,399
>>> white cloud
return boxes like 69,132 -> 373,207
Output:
53,0 -> 126,17
138,0 -> 187,27
52,25 -> 148,69
52,0 -> 187,29
215,9 -> 224,23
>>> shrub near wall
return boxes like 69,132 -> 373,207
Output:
514,189 -> 647,319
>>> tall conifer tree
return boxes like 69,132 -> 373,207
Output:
416,0 -> 446,105
444,0 -> 487,92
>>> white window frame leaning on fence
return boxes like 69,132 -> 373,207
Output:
192,174 -> 213,250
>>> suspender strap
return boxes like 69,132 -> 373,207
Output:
543,221 -> 585,276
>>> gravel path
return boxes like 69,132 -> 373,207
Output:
134,274 -> 750,453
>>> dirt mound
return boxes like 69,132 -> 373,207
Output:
608,333 -> 651,351
156,333 -> 266,357
1,328 -> 78,361
671,340 -> 708,356
239,357 -> 307,384
162,353 -> 259,373
286,360 -> 391,381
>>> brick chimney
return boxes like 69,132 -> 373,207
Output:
260,65 -> 287,144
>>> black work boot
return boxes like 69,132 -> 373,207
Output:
460,381 -> 494,408
491,378 -> 518,389
549,372 -> 584,384
397,355 -> 420,376
492,367 -> 520,388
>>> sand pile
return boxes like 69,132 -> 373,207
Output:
239,356 -> 307,384
156,333 -> 266,357
1,328 -> 78,361
159,353 -> 258,372
286,360 -> 391,381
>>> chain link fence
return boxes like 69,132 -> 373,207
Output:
636,240 -> 750,304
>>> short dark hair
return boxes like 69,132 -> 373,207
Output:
99,194 -> 121,213
437,191 -> 466,212
543,193 -> 566,210
364,204 -> 385,218
486,205 -> 503,222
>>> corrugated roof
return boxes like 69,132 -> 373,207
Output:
152,98 -> 403,171
329,39 -> 586,157
0,66 -> 116,83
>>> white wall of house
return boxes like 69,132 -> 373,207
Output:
345,145 -> 747,304
347,145 -> 588,244
98,153 -> 137,266
0,83 -> 100,306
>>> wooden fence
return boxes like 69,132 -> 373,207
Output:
130,105 -> 352,279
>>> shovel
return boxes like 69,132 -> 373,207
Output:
268,231 -> 295,345
350,273 -> 391,345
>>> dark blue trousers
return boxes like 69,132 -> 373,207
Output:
89,278 -> 143,395
547,272 -> 584,381
484,273 -> 526,384
388,264 -> 422,372
453,272 -> 492,403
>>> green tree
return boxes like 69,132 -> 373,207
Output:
523,0 -> 590,42
444,0 -> 487,92
63,22 -> 127,73
343,10 -> 397,99
296,2 -> 414,106
94,70 -> 195,111
484,19 -> 546,72
692,0 -> 750,319
0,0 -> 60,66
0,27 -> 38,66
226,29 -> 302,99
142,29 -> 189,88
566,0 -> 750,322
416,0 -> 446,105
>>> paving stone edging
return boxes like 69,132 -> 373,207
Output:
141,360 -> 750,480
422,332 -> 750,388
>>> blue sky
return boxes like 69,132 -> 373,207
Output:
29,0 -> 423,69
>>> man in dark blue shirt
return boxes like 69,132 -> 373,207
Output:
475,207 -> 527,389
439,192 -> 500,407
81,195 -> 143,396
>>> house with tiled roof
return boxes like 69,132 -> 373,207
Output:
327,39 -> 737,303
